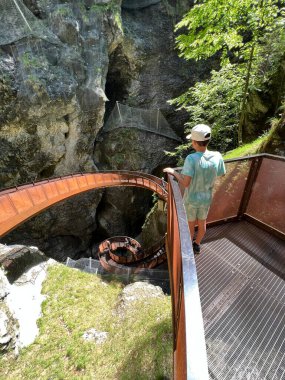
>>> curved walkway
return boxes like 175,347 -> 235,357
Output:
0,171 -> 167,237
98,235 -> 167,271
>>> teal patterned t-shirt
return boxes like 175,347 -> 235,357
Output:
181,150 -> 226,207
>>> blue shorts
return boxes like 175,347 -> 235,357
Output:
184,204 -> 210,222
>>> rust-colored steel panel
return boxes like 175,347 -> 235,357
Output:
75,175 -> 89,188
44,181 -> 60,199
0,171 -> 167,237
55,179 -> 70,194
66,176 -> 82,191
85,174 -> 96,186
174,293 -> 186,379
26,186 -> 48,205
0,197 -> 18,222
246,157 -> 285,234
208,160 -> 251,223
8,190 -> 34,213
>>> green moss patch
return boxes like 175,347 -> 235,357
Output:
223,134 -> 268,160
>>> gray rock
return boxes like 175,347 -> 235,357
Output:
122,0 -> 161,9
0,310 -> 10,343
0,0 -> 123,258
5,260 -> 52,349
0,244 -> 56,353
0,281 -> 19,354
139,201 -> 167,248
116,281 -> 164,317
82,328 -> 108,344
0,267 -> 10,300
3,191 -> 103,261
0,244 -> 47,283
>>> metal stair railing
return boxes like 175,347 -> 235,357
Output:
166,174 -> 209,380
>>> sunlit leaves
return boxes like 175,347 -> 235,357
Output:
175,0 -> 283,62
170,64 -> 244,152
172,0 -> 285,149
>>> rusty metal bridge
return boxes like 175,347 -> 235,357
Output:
0,153 -> 284,379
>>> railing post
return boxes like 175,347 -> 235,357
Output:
237,156 -> 263,218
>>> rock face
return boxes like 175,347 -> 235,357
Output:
0,244 -> 54,354
105,0 -> 203,135
122,0 -> 161,9
243,58 -> 285,143
4,190 -> 103,261
0,0 -> 123,184
93,127 -> 174,239
93,0 -> 209,241
0,0 -> 123,258
0,1 -> 209,259
0,273 -> 18,354
138,201 -> 167,248
116,281 -> 165,317
258,112 -> 285,156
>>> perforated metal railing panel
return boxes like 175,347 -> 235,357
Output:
195,221 -> 285,380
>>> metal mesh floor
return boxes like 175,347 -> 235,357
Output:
195,221 -> 285,380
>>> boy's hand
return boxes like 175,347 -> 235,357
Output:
163,167 -> 175,175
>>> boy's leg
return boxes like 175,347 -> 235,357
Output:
194,205 -> 210,245
195,219 -> 207,245
184,203 -> 197,241
188,221 -> 196,242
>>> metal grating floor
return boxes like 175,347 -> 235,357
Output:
195,221 -> 285,380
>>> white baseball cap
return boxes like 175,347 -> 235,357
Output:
186,124 -> 211,141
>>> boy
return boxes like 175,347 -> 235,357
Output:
163,124 -> 226,254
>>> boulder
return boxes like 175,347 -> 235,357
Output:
0,244 -> 56,354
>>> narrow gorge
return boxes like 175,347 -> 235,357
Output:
0,0 -> 212,261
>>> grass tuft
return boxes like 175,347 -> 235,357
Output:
223,134 -> 268,160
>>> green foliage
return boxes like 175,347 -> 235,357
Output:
171,0 -> 285,154
21,52 -> 42,69
114,11 -> 123,32
165,142 -> 191,166
170,64 -> 244,152
254,28 -> 285,89
55,5 -> 73,17
90,0 -> 121,14
175,0 -> 283,63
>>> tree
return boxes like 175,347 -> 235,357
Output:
170,64 -> 244,152
174,0 -> 285,145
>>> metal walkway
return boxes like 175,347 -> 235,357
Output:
196,221 -> 285,380
0,171 -> 167,237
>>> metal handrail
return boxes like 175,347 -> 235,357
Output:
0,170 -> 167,192
166,175 -> 208,380
223,153 -> 285,163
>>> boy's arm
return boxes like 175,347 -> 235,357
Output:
217,155 -> 226,176
163,167 -> 191,188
